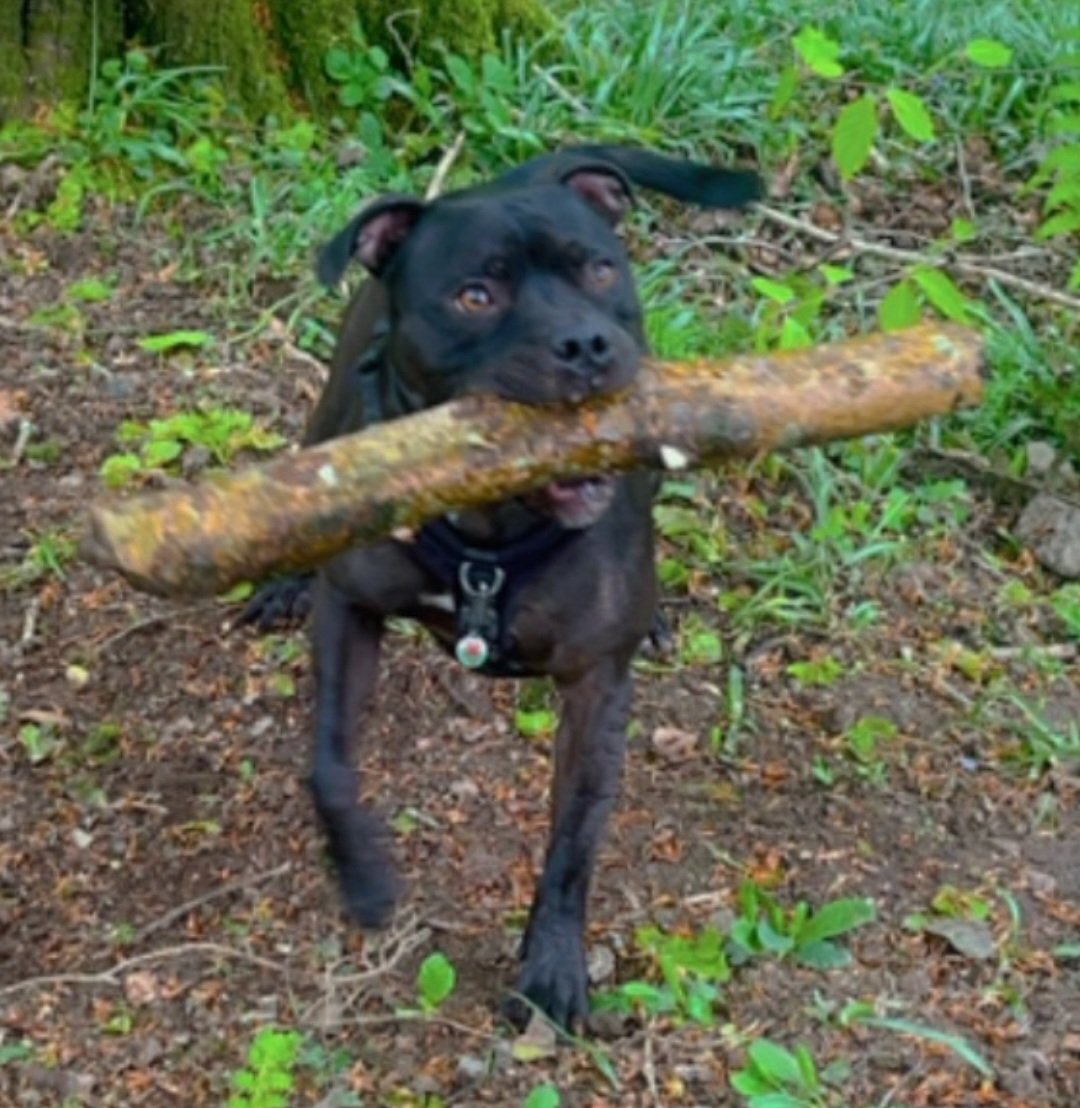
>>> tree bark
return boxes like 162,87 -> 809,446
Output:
79,322 -> 985,599
1,0 -> 547,122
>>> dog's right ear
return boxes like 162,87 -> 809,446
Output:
316,196 -> 427,286
559,164 -> 635,225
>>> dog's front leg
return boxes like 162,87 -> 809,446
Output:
508,656 -> 632,1030
309,576 -> 400,927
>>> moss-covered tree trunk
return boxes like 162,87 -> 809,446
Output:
3,0 -> 125,117
0,0 -> 545,122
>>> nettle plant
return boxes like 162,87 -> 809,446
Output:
764,28 -> 1031,338
1029,31 -> 1080,288
323,24 -> 548,171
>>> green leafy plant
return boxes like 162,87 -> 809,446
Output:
719,446 -> 970,636
0,1040 -> 34,1067
6,48 -> 230,230
901,885 -> 998,960
1050,584 -> 1080,638
1,528 -> 77,591
66,276 -> 114,302
995,693 -> 1080,778
748,273 -> 825,352
677,613 -> 724,666
731,1039 -> 829,1107
514,680 -> 558,738
843,714 -> 898,783
786,655 -> 844,688
709,664 -> 748,757
1030,56 -> 1080,289
785,27 -> 1012,180
416,952 -> 457,1013
136,328 -> 214,353
228,1027 -> 302,1108
728,882 -> 876,969
593,922 -> 731,1027
834,1000 -> 994,1078
100,407 -> 284,487
28,302 -> 85,334
522,1085 -> 560,1108
18,722 -> 64,765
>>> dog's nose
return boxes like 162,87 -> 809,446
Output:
552,327 -> 615,391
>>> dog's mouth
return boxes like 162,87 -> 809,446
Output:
526,475 -> 617,529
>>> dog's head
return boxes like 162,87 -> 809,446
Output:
318,161 -> 646,412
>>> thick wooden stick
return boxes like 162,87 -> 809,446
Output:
79,323 -> 984,598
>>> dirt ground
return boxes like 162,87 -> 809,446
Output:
1,201 -> 1078,1108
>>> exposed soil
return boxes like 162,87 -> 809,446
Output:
1,199 -> 1077,1108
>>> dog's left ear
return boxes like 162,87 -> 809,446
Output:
316,195 -> 427,286
560,164 -> 635,225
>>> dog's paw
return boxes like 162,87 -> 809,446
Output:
236,573 -> 313,631
339,855 -> 401,929
330,813 -> 402,929
504,912 -> 589,1032
640,609 -> 674,659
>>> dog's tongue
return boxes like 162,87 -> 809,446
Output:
534,475 -> 616,528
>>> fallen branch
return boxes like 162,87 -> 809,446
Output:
133,862 -> 291,942
756,204 -> 1080,313
80,322 -> 984,599
0,942 -> 288,999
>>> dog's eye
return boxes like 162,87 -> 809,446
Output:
589,260 -> 617,289
455,283 -> 495,313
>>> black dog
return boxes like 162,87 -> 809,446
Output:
251,146 -> 761,1029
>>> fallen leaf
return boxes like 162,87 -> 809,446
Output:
921,917 -> 996,960
124,971 -> 159,1007
511,1012 -> 558,1061
0,388 -> 27,429
650,726 -> 698,763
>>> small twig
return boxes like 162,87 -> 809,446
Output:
880,1063 -> 925,1108
431,666 -> 491,719
337,1011 -> 499,1041
756,203 -> 1080,312
531,65 -> 590,116
10,419 -> 33,465
261,315 -> 327,380
102,940 -> 290,976
642,1024 -> 660,1105
0,972 -> 120,995
989,643 -> 1078,662
915,444 -> 1080,512
93,603 -> 214,656
134,863 -> 292,942
384,10 -> 419,71
425,133 -> 467,201
0,942 -> 288,999
954,137 -> 975,220
279,336 -> 329,381
934,678 -> 975,710
680,890 -> 727,909
304,909 -> 431,1025
4,154 -> 59,220
14,595 -> 41,656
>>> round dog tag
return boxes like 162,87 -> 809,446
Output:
455,632 -> 490,669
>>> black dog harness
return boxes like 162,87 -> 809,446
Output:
352,332 -> 582,676
412,516 -> 582,676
